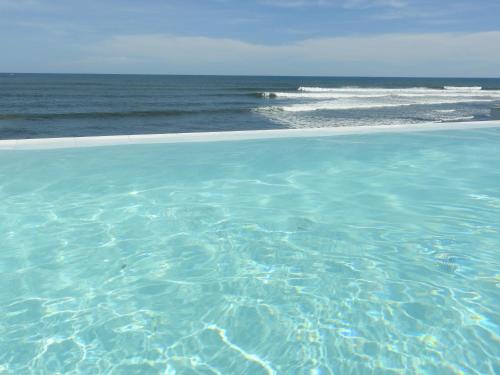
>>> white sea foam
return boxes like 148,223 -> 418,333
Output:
298,86 -> 436,93
258,86 -> 500,113
262,92 -> 390,99
262,86 -> 500,101
257,85 -> 500,129
444,86 -> 482,91
440,116 -> 475,122
273,98 -> 493,112
263,91 -> 500,100
297,86 -> 450,94
299,86 -> 485,93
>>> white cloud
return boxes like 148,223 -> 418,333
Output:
72,31 -> 500,77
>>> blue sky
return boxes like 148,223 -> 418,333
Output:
1,0 -> 499,76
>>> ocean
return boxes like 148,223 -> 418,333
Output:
1,74 -> 500,139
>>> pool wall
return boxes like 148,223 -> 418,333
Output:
1,120 -> 500,150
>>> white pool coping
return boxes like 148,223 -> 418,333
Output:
1,120 -> 500,150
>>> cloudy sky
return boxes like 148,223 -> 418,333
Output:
1,0 -> 499,76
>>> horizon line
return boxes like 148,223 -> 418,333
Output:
1,72 -> 500,80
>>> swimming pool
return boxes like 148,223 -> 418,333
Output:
1,124 -> 499,374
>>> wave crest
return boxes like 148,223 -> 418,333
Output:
263,98 -> 493,112
444,86 -> 482,91
255,86 -> 500,105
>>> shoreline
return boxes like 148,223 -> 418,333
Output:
1,120 -> 500,150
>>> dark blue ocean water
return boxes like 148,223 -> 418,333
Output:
1,74 -> 500,139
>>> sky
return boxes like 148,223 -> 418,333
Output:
1,0 -> 499,77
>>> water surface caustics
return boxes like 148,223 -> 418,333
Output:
0,128 -> 499,374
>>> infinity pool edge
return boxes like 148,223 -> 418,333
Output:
1,120 -> 500,150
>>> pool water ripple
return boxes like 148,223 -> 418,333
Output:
0,128 -> 499,374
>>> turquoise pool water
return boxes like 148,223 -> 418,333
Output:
0,128 -> 499,374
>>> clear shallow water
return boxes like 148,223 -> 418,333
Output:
1,128 -> 500,374
1,74 -> 500,139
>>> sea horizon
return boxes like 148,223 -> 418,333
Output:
2,72 -> 500,79
2,74 -> 500,140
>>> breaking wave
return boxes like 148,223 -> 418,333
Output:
298,86 -> 485,92
257,86 -> 500,112
267,98 -> 493,113
256,85 -> 499,129
443,86 -> 482,91
260,86 -> 500,98
440,115 -> 475,122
